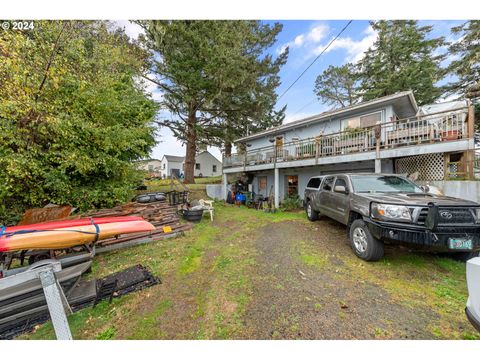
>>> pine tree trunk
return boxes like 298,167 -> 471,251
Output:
224,141 -> 232,157
184,107 -> 197,184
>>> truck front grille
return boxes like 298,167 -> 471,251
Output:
416,208 -> 429,224
436,207 -> 476,225
413,206 -> 479,226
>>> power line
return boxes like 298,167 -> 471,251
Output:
290,98 -> 317,119
277,20 -> 353,101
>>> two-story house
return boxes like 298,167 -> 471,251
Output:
221,91 -> 476,207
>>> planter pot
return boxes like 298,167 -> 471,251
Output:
178,209 -> 204,222
441,130 -> 460,140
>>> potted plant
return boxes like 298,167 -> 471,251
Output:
441,116 -> 461,140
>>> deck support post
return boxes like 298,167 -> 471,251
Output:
274,167 -> 280,208
375,159 -> 382,173
468,103 -> 475,139
222,173 -> 228,201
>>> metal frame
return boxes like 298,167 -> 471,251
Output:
0,261 -> 73,339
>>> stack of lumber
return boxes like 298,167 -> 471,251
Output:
87,201 -> 193,248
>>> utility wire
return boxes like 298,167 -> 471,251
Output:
277,20 -> 353,101
290,98 -> 317,119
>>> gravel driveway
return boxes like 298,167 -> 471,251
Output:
242,219 -> 436,339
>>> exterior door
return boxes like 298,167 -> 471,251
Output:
329,176 -> 350,224
286,175 -> 298,197
275,136 -> 284,158
258,176 -> 267,196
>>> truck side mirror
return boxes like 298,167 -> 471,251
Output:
334,185 -> 348,194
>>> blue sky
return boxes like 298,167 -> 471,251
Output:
117,20 -> 464,160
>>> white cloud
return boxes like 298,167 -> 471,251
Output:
114,20 -> 144,40
294,34 -> 305,47
278,23 -> 329,54
307,24 -> 329,43
313,25 -> 378,63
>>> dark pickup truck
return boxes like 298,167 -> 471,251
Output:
304,173 -> 480,261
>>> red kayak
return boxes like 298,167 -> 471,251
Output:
3,216 -> 144,233
0,217 -> 154,252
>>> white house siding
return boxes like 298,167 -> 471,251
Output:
159,157 -> 169,178
193,151 -> 222,177
160,155 -> 185,178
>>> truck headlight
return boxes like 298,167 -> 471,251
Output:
371,203 -> 412,222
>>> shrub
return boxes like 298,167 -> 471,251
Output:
281,194 -> 302,211
0,21 -> 157,224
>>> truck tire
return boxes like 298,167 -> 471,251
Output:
306,200 -> 319,221
451,251 -> 479,262
349,219 -> 384,261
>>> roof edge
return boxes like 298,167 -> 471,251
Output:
235,91 -> 416,143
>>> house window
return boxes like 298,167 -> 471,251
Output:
212,165 -> 217,173
341,111 -> 382,130
163,164 -> 166,169
360,112 -> 382,128
148,165 -> 154,171
286,175 -> 298,197
341,116 -> 360,130
195,163 -> 201,170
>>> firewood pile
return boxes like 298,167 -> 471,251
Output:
87,201 -> 193,248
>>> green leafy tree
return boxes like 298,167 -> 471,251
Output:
0,21 -> 157,224
138,21 -> 287,182
314,63 -> 359,108
358,20 -> 447,105
447,20 -> 480,98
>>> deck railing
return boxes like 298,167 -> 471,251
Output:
446,159 -> 480,180
223,107 -> 471,168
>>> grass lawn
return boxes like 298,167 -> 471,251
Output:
22,204 -> 479,340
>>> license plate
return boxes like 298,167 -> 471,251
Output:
448,238 -> 473,250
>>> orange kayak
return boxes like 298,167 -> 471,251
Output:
0,220 -> 155,252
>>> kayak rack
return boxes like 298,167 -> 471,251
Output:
0,260 -> 73,340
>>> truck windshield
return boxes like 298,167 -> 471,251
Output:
350,175 -> 424,193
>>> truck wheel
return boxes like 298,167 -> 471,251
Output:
349,219 -> 384,261
306,200 -> 319,221
451,251 -> 479,262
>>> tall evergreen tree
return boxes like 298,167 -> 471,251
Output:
358,20 -> 446,105
446,20 -> 480,99
314,63 -> 359,108
139,21 -> 287,183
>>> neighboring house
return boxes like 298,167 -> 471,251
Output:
222,91 -> 476,207
160,155 -> 185,179
136,158 -> 162,178
190,151 -> 223,177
